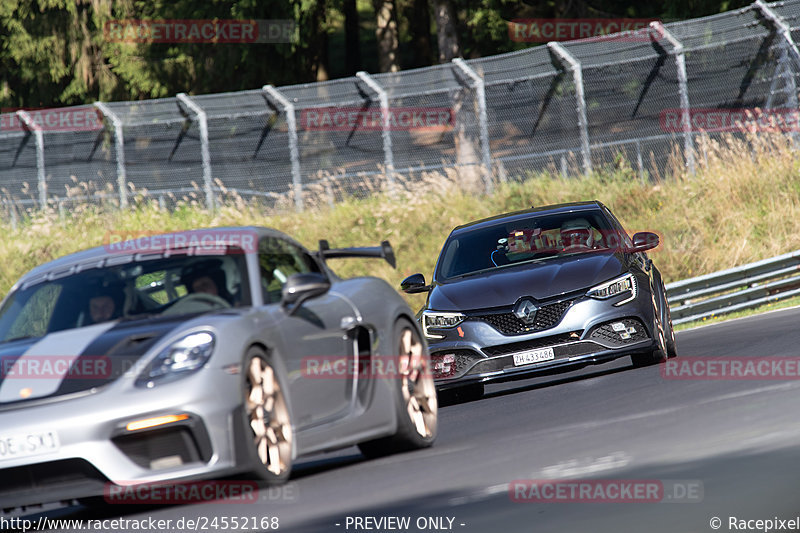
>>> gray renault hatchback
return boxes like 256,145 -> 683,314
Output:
401,201 -> 677,399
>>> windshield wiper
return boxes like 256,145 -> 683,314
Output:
448,256 -> 552,280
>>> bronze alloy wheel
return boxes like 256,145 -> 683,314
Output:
245,354 -> 292,478
398,326 -> 438,439
358,319 -> 438,458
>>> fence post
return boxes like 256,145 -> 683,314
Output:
94,102 -> 128,208
356,71 -> 396,194
547,42 -> 591,176
263,85 -> 304,212
650,21 -> 695,176
754,0 -> 800,146
755,0 -> 800,66
176,93 -> 215,211
452,58 -> 494,193
15,110 -> 46,208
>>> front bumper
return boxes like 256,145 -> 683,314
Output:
427,292 -> 657,390
0,365 -> 244,509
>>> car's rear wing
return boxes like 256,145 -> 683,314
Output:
317,240 -> 396,269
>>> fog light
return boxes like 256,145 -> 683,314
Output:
432,353 -> 455,377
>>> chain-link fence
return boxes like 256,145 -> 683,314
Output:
2,0 -> 800,216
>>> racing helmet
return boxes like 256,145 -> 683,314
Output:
560,218 -> 595,249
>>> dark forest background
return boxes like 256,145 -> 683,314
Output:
0,0 -> 750,107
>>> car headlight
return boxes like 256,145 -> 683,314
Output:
422,311 -> 465,339
587,273 -> 637,306
136,331 -> 215,388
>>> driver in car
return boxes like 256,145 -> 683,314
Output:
181,260 -> 233,304
86,280 -> 126,324
560,218 -> 597,251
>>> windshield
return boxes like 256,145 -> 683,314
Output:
0,249 -> 251,344
435,210 -> 624,281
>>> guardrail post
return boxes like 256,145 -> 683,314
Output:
356,71 -> 396,194
177,93 -> 215,211
547,42 -> 591,177
650,21 -> 695,176
452,58 -> 495,193
263,85 -> 304,212
94,102 -> 128,208
15,110 -> 46,208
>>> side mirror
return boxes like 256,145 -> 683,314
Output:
281,273 -> 331,314
629,232 -> 659,253
400,273 -> 431,294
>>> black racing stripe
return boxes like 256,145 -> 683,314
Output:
54,316 -> 189,395
0,339 -> 41,395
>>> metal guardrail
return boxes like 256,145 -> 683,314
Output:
665,250 -> 800,325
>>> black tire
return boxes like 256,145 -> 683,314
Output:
239,346 -> 293,484
663,288 -> 678,358
631,282 -> 669,367
358,319 -> 438,459
653,270 -> 678,358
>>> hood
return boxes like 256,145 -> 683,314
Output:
0,315 -> 193,407
428,251 -> 628,311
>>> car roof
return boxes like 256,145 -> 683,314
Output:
450,200 -> 608,235
14,226 -> 294,289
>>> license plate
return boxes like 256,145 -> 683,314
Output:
513,347 -> 555,366
0,430 -> 60,461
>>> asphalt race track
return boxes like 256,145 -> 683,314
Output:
17,306 -> 800,533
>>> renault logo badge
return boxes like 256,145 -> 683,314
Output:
513,299 -> 538,325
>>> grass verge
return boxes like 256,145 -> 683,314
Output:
0,132 -> 798,318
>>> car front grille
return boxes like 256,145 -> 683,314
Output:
481,331 -> 583,357
468,299 -> 574,335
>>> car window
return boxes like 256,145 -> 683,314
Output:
436,210 -> 620,280
1,284 -> 61,342
259,238 -> 321,304
602,207 -> 633,246
0,249 -> 251,343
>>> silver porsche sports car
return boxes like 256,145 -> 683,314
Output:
0,227 -> 437,510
